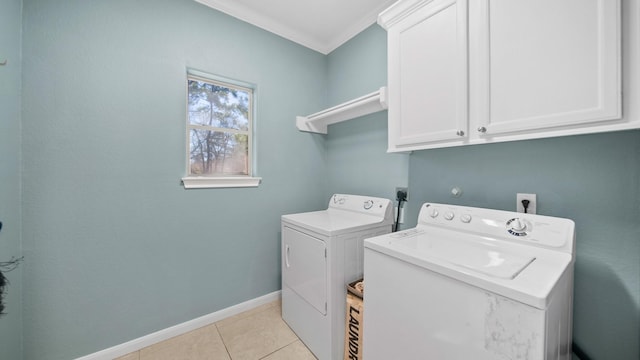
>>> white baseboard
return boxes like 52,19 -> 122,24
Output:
75,290 -> 281,360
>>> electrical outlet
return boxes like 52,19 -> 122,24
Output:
395,187 -> 408,201
517,193 -> 537,214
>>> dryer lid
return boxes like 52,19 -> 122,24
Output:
282,194 -> 393,236
282,209 -> 390,236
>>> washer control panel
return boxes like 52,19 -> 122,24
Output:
418,203 -> 575,253
422,204 -> 474,224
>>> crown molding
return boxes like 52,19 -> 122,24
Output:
195,0 -> 395,54
326,0 -> 398,52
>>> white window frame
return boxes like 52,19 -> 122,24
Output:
182,69 -> 261,189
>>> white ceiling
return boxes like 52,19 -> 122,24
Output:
195,0 -> 397,55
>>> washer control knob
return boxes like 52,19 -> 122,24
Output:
510,218 -> 526,231
444,212 -> 455,221
460,214 -> 472,223
506,218 -> 530,237
429,209 -> 439,218
363,200 -> 373,210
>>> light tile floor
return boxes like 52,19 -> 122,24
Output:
115,300 -> 317,360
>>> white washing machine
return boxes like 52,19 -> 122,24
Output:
364,203 -> 575,360
281,194 -> 393,360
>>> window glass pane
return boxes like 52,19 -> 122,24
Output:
188,79 -> 249,131
189,129 -> 248,176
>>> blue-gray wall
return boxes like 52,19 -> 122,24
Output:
326,25 -> 409,201
405,132 -> 640,360
327,25 -> 639,360
0,0 -> 23,359
20,0 -> 327,358
8,1 -> 640,359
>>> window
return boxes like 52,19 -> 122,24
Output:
182,70 -> 260,189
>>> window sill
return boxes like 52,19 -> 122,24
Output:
181,176 -> 262,189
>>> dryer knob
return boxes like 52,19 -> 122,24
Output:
460,214 -> 472,223
429,209 -> 439,218
444,212 -> 455,221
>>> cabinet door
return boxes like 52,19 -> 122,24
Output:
385,0 -> 469,150
474,0 -> 621,136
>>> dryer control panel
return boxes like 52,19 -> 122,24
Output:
417,203 -> 575,254
328,194 -> 393,220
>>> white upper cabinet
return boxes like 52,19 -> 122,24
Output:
380,0 -> 469,151
380,0 -> 632,152
473,0 -> 621,136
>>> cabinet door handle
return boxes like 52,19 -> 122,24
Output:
456,130 -> 465,136
477,126 -> 487,133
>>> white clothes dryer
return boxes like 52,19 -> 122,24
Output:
281,194 -> 393,360
364,203 -> 575,360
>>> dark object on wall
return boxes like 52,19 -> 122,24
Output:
0,256 -> 23,316
0,271 -> 6,315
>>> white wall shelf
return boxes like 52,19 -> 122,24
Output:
296,87 -> 388,134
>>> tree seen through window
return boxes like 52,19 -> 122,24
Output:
187,76 -> 252,176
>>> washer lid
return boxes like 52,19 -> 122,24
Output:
390,233 -> 536,280
365,227 -> 573,309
